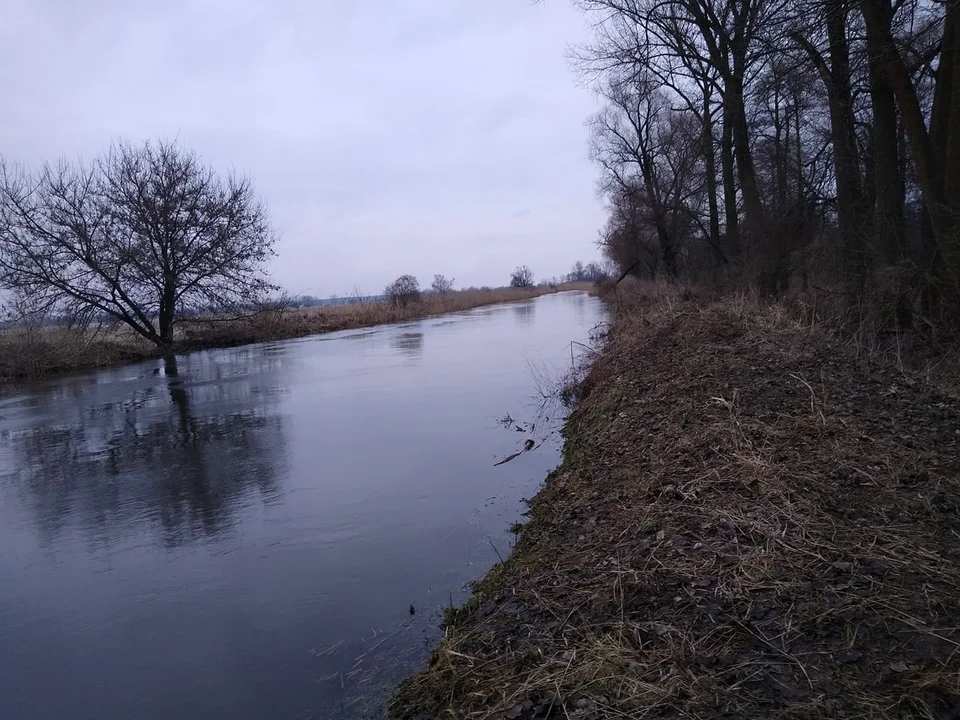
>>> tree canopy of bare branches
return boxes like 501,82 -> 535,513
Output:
431,274 -> 455,294
510,265 -> 535,287
577,0 -> 960,310
0,139 -> 276,347
567,260 -> 609,282
385,274 -> 422,306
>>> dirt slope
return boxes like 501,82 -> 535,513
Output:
390,298 -> 960,719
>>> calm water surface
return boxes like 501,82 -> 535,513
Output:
0,292 -> 605,719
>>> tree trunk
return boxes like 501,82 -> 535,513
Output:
773,85 -> 788,213
859,0 -> 955,287
639,160 -> 678,277
930,0 -> 960,305
702,87 -> 724,263
726,71 -> 766,242
940,2 -> 960,268
794,93 -> 806,219
867,11 -> 905,264
721,98 -> 740,256
158,284 -> 176,346
825,2 -> 867,287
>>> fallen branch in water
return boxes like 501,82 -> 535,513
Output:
493,439 -> 538,466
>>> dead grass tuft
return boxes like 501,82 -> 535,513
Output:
0,324 -> 151,382
390,291 -> 960,719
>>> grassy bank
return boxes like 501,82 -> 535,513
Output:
0,284 -> 591,384
390,285 -> 960,719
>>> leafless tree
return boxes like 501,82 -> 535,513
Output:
385,274 -> 421,306
577,0 -> 793,245
568,260 -> 608,282
549,0 -> 957,313
599,186 -> 660,277
859,0 -> 960,292
789,0 -> 871,287
591,78 -> 713,275
569,260 -> 587,281
510,266 -> 535,287
352,283 -> 366,304
0,139 -> 276,347
431,274 -> 455,294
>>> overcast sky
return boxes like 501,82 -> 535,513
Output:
0,0 -> 604,296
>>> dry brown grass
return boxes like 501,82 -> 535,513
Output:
0,285 -> 585,383
177,285 -> 582,348
390,286 -> 960,719
0,324 -> 152,382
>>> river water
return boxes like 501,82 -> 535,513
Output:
0,291 -> 605,719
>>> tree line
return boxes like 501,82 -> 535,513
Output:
579,0 -> 959,322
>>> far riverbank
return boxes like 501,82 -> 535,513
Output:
0,283 -> 593,384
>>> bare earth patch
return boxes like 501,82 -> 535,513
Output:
390,296 -> 960,719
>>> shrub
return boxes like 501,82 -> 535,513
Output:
385,275 -> 421,307
510,266 -> 534,288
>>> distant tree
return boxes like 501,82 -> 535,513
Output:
585,261 -> 609,282
384,274 -> 421,307
0,139 -> 276,347
566,261 -> 609,283
430,274 -> 454,294
568,260 -> 587,282
510,265 -> 535,288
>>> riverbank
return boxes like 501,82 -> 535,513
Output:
0,284 -> 590,383
389,287 -> 960,719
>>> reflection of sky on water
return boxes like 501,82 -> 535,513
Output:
0,292 -> 607,720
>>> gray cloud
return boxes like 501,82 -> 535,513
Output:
0,0 -> 604,295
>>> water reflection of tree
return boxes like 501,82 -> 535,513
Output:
390,332 -> 424,358
7,354 -> 286,548
512,301 -> 535,326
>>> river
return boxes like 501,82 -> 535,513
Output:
0,291 -> 606,719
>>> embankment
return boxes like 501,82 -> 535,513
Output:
390,292 -> 960,719
0,284 -> 589,383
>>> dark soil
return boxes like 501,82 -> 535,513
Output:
389,297 -> 960,719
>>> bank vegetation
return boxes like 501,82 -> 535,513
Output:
390,279 -> 960,719
0,284 -> 591,383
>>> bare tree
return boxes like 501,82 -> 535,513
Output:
510,266 -> 535,287
569,260 -> 587,281
568,260 -> 609,282
592,79 -> 712,275
599,187 -> 660,277
430,274 -> 455,294
352,283 -> 366,304
385,274 -> 421,306
860,0 -> 960,290
791,0 -> 870,286
546,0 -> 957,309
0,139 -> 276,347
578,0 -> 792,241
